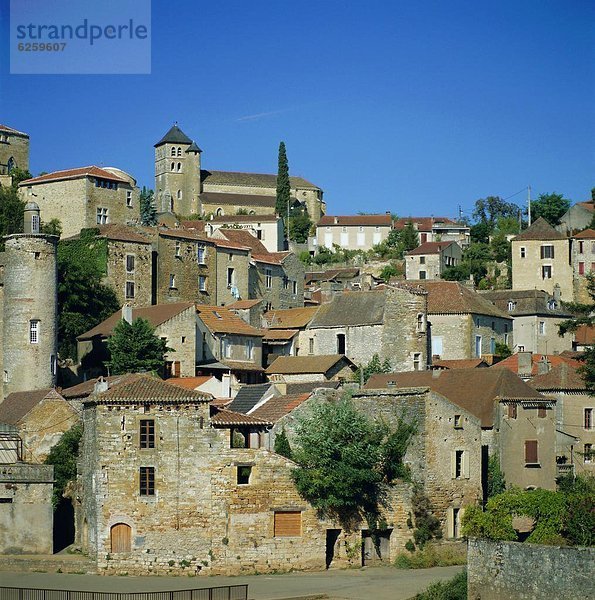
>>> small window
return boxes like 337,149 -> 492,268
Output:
585,444 -> 593,464
283,276 -> 289,290
125,281 -> 135,299
455,450 -> 464,478
171,162 -> 175,171
508,404 -> 517,419
454,415 -> 462,429
578,240 -> 584,253
139,466 -> 155,496
584,408 -> 593,430
246,339 -> 254,360
126,255 -> 135,273
413,352 -> 421,370
126,190 -> 132,207
308,337 -> 314,355
508,301 -> 516,311
538,406 -> 547,419
227,267 -> 235,287
525,440 -> 539,465
175,241 -> 181,257
274,511 -> 302,537
199,275 -> 207,292
177,189 -> 182,200
177,162 -> 182,172
3,370 -> 8,383
520,246 -> 526,258
416,313 -> 424,332
265,268 -> 272,289
579,262 -> 585,275
222,338 -> 231,359
542,265 -> 552,279
539,321 -> 545,335
237,465 -> 252,485
419,256 -> 425,265
171,147 -> 176,157
419,270 -> 426,279
540,245 -> 554,259
31,214 -> 40,233
197,244 -> 207,264
96,207 -> 109,225
591,241 -> 595,254
29,320 -> 40,344
292,280 -> 297,295
140,420 -> 155,449
177,147 -> 182,157
169,274 -> 176,289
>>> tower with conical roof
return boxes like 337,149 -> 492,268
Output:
154,123 -> 202,216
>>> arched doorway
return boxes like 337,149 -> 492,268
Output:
110,523 -> 132,553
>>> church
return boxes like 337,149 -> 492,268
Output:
154,124 -> 325,222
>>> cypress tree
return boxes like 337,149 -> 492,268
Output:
276,141 -> 291,218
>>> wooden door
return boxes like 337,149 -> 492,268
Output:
110,523 -> 131,553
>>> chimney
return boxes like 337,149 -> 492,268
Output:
553,284 -> 561,304
122,304 -> 133,324
517,351 -> 533,375
94,376 -> 109,394
537,356 -> 551,375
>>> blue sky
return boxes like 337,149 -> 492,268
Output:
1,0 -> 593,219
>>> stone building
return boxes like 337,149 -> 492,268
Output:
314,214 -> 392,252
571,228 -> 595,304
415,281 -> 512,361
557,199 -> 594,236
154,124 -> 325,222
393,216 -> 470,248
511,218 -> 573,300
0,123 -> 29,186
265,354 -> 357,384
480,288 -> 573,354
203,214 -> 284,252
404,241 -> 462,281
18,166 -> 141,239
302,286 -> 428,371
1,203 -> 58,398
213,237 -> 252,306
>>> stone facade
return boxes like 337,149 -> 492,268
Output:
0,124 -> 29,177
467,539 -> 595,600
315,215 -> 392,252
214,243 -> 251,306
405,242 -> 462,281
557,201 -> 594,236
571,230 -> 595,304
252,254 -> 305,311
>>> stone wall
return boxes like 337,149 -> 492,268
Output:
105,239 -> 153,308
467,538 -> 595,600
215,246 -> 251,306
155,306 -> 199,378
0,130 -> 29,174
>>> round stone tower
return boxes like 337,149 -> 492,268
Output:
3,204 -> 58,396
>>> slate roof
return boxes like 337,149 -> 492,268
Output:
198,192 -> 277,208
513,217 -> 566,241
317,215 -> 392,227
393,217 -> 463,231
530,363 -> 586,391
89,374 -> 211,403
365,368 -> 545,427
415,281 -> 512,319
154,124 -> 193,147
201,170 -> 320,190
20,166 -> 128,186
0,388 -> 57,425
78,303 -> 195,340
573,228 -> 595,239
61,373 -> 139,399
492,354 -> 582,376
227,383 -> 276,414
0,124 -> 28,137
250,393 -> 311,422
480,289 -> 573,318
264,307 -> 320,329
196,305 -> 263,336
265,354 -> 354,375
186,141 -> 202,153
309,291 -> 386,328
406,241 -> 455,256
210,409 -> 272,427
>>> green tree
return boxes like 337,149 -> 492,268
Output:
490,233 -> 511,263
353,353 -> 392,383
44,425 -> 82,508
291,395 -> 415,528
463,242 -> 491,285
274,428 -> 292,459
530,192 -> 570,227
275,141 -> 291,219
486,454 -> 506,498
442,264 -> 471,281
0,180 -> 26,250
379,263 -> 400,283
288,205 -> 312,243
107,317 -> 171,375
41,218 -> 62,237
140,186 -> 157,226
400,221 -> 420,252
494,342 -> 512,360
410,483 -> 442,549
473,196 -> 520,233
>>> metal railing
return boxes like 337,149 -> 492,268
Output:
0,586 -> 248,600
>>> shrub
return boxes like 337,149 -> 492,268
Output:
394,544 -> 466,569
413,570 -> 467,600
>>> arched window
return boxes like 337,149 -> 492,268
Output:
110,523 -> 131,553
170,197 -> 175,212
171,162 -> 175,171
177,147 -> 182,156
7,157 -> 16,173
177,190 -> 182,199
216,208 -> 224,216
177,162 -> 182,172
171,147 -> 176,157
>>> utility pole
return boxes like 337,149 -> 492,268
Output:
458,205 -> 463,221
527,185 -> 532,227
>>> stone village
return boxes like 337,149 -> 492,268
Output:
0,122 -> 593,578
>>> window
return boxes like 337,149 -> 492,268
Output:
50,354 -> 56,376
96,207 -> 109,225
419,256 -> 425,265
416,313 -> 424,333
139,466 -> 155,496
199,275 -> 207,292
584,408 -> 593,430
283,276 -> 289,290
292,280 -> 297,295
413,352 -> 421,370
454,415 -> 462,429
578,240 -> 584,253
171,162 -> 175,171
525,440 -> 539,465
308,338 -> 314,355
508,301 -> 516,311
197,244 -> 207,264
237,465 -> 252,485
140,420 -> 155,449
177,162 -> 182,172
177,147 -> 182,157
520,247 -> 526,258
539,321 -> 545,335
455,450 -> 463,478
125,281 -> 135,299
451,507 -> 461,539
29,320 -> 40,344
508,404 -> 517,419
227,267 -> 235,287
490,337 -> 496,353
337,333 -> 346,354
222,338 -> 231,359
452,450 -> 469,479
419,270 -> 426,279
538,406 -> 547,419
177,189 -> 182,200
274,511 -> 302,537
432,336 -> 443,357
475,335 -> 482,357
175,241 -> 181,257
584,444 -> 593,464
169,273 -> 176,289
246,339 -> 254,360
540,245 -> 554,259
3,370 -> 7,383
171,147 -> 176,157
542,265 -> 552,279
126,190 -> 132,207
31,214 -> 40,233
126,255 -> 135,273
579,262 -> 585,275
265,268 -> 272,289
591,241 -> 595,254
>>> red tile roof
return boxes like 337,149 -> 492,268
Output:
228,299 -> 262,310
575,202 -> 595,213
406,241 -> 454,256
262,329 -> 298,341
196,305 -> 263,336
212,214 -> 279,223
61,374 -> 139,399
491,353 -> 582,376
180,220 -> 207,232
432,359 -> 488,370
265,354 -> 355,375
0,389 -> 61,425
264,307 -> 320,329
250,393 -> 311,422
530,363 -> 586,391
513,218 -> 566,241
20,166 -> 128,186
165,376 -> 215,390
215,229 -> 269,254
393,217 -> 461,231
318,215 -> 392,227
210,408 -> 272,426
573,228 -> 595,239
252,252 -> 290,265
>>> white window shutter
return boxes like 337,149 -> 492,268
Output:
451,451 -> 456,479
463,451 -> 470,479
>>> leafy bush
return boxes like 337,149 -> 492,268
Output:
44,425 -> 82,507
413,570 -> 467,600
394,544 -> 466,569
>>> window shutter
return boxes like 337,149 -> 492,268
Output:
446,509 -> 453,539
463,451 -> 470,479
274,511 -> 301,537
525,440 -> 538,464
450,451 -> 456,479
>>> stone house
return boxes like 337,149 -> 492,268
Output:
228,298 -> 263,328
314,214 -> 393,252
530,363 -> 594,476
0,388 -> 78,463
405,241 -> 462,281
480,288 -> 574,354
0,123 -> 29,186
212,237 -> 252,306
196,305 -> 264,392
19,166 -> 140,239
77,303 -> 198,378
415,281 -> 513,361
262,306 -> 320,359
302,286 -> 429,371
571,228 -> 595,304
393,216 -> 470,248
557,200 -> 594,236
265,354 -> 357,384
511,218 -> 573,301
204,214 -> 284,252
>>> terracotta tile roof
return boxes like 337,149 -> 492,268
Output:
165,376 -> 214,390
95,224 -> 152,244
210,408 -> 272,427
265,354 -> 355,375
252,252 -> 291,265
199,191 -> 277,208
317,215 -> 392,227
228,299 -> 262,310
0,389 -> 59,425
264,307 -> 320,329
212,238 -> 252,251
196,305 -> 263,336
220,360 -> 264,372
573,228 -> 595,239
159,228 -> 210,242
480,289 -> 572,318
309,290 -> 386,327
492,353 -> 582,376
90,374 -> 211,403
250,393 -> 311,422
530,363 -> 586,391
77,303 -> 195,340
180,220 -> 207,233
575,202 -> 595,213
212,214 -> 279,223
513,217 -> 566,241
210,397 -> 233,408
201,170 -> 320,191
415,281 -> 512,319
432,359 -> 488,370
575,325 -> 595,346
0,124 -> 28,137
406,241 -> 454,256
215,229 -> 269,254
61,374 -> 139,399
263,329 -> 298,341
365,368 -> 545,427
20,166 -> 128,186
393,217 -> 462,231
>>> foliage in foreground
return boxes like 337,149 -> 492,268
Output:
394,543 -> 466,569
413,570 -> 467,600
44,425 -> 82,508
352,353 -> 392,383
291,395 -> 416,529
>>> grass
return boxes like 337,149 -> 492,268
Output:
413,570 -> 467,600
394,544 -> 467,569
